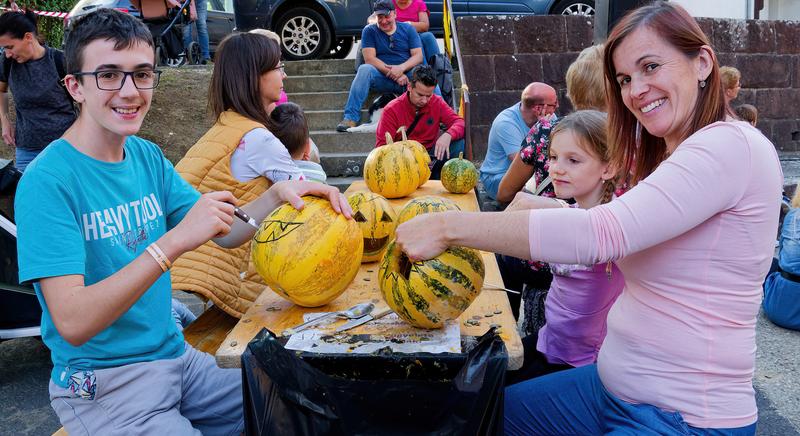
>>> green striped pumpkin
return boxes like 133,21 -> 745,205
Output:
441,153 -> 479,194
379,241 -> 485,328
396,195 -> 461,225
363,135 -> 420,199
396,127 -> 431,187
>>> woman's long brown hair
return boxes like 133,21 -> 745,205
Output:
603,1 -> 727,186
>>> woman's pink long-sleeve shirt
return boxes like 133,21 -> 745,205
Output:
527,121 -> 782,428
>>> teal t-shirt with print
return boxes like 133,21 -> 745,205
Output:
15,136 -> 200,387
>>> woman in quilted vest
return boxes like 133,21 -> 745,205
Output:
170,33 -> 310,317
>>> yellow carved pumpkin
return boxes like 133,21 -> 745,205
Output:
347,191 -> 397,263
250,196 -> 362,307
396,195 -> 461,225
379,241 -> 485,328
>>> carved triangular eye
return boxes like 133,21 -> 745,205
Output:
379,212 -> 394,223
353,210 -> 368,222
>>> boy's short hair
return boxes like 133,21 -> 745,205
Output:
270,102 -> 310,157
249,28 -> 280,44
64,9 -> 154,76
410,65 -> 437,88
734,103 -> 758,126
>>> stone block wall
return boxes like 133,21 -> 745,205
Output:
456,15 -> 800,162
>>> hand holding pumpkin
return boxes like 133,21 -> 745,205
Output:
270,180 -> 353,219
395,211 -> 451,262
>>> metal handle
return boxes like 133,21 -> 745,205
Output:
282,312 -> 335,336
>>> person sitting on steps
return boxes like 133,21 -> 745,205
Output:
337,0 -> 422,132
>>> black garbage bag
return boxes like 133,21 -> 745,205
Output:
242,327 -> 507,436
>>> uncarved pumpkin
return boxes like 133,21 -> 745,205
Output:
379,241 -> 485,328
441,152 -> 479,194
396,195 -> 461,225
364,135 -> 420,199
396,126 -> 431,187
347,191 -> 397,263
251,196 -> 363,307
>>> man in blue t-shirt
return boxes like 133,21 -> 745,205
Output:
15,9 -> 351,435
479,82 -> 558,201
337,0 -> 422,132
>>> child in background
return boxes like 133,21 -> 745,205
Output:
505,110 -> 624,385
735,103 -> 758,127
271,102 -> 327,183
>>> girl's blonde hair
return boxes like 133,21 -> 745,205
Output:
566,44 -> 606,111
550,110 -> 615,204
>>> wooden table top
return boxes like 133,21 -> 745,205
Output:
215,180 -> 523,370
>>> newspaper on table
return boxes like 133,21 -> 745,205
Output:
284,312 -> 461,354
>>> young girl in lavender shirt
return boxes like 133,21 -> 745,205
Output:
505,110 -> 624,385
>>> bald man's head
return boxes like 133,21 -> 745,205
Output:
520,82 -> 558,127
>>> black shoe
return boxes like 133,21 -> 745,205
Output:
336,120 -> 357,132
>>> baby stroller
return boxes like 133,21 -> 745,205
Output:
0,159 -> 41,341
66,0 -> 201,67
131,0 -> 200,67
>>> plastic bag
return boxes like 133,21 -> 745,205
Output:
242,327 -> 507,435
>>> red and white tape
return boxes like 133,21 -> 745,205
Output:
1,6 -> 69,18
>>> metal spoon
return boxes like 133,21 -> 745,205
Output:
282,302 -> 375,336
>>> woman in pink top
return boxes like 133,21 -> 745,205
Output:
394,3 -> 779,434
393,0 -> 440,63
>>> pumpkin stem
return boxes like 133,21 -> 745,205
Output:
458,152 -> 464,159
385,132 -> 394,145
396,126 -> 408,141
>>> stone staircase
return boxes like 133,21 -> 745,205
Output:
284,58 -> 460,191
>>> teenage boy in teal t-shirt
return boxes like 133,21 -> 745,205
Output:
14,9 -> 351,435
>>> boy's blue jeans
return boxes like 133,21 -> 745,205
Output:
183,0 -> 210,60
505,364 -> 757,435
15,147 -> 40,172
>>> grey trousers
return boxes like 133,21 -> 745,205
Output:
49,343 -> 243,435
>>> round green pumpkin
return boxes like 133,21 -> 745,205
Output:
441,153 -> 479,194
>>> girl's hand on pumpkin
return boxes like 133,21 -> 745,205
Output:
395,213 -> 450,261
271,180 -> 353,219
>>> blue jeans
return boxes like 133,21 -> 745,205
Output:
343,63 -> 408,122
479,172 -> 504,201
419,32 -> 440,63
15,147 -> 40,172
183,0 -> 210,60
505,364 -> 757,435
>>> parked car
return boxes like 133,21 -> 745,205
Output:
232,0 -> 594,61
65,0 -> 236,65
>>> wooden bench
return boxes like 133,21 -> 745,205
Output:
53,305 -> 238,435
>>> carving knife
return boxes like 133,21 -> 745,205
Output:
233,207 -> 259,229
334,307 -> 393,333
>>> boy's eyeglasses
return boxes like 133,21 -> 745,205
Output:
72,69 -> 162,91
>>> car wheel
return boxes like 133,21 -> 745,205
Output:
553,0 -> 595,16
276,7 -> 331,61
324,37 -> 354,59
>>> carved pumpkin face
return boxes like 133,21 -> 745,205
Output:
347,191 -> 397,262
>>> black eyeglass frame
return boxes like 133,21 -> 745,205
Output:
71,69 -> 163,91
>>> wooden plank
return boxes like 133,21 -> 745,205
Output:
182,305 -> 238,355
216,181 -> 523,370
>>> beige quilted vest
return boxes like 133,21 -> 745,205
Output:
171,111 -> 272,318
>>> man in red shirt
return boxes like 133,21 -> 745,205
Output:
375,65 -> 465,179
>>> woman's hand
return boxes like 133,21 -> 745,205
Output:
166,191 -> 236,254
270,180 -> 353,218
1,119 -> 15,147
395,212 -> 450,261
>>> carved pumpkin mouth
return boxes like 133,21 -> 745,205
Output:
364,236 -> 390,254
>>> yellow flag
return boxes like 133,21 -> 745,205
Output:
443,0 -> 452,58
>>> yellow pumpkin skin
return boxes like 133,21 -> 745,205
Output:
347,191 -> 397,263
441,154 -> 479,194
363,144 -> 420,199
250,196 -> 363,307
396,195 -> 461,225
405,141 -> 431,187
379,241 -> 485,328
